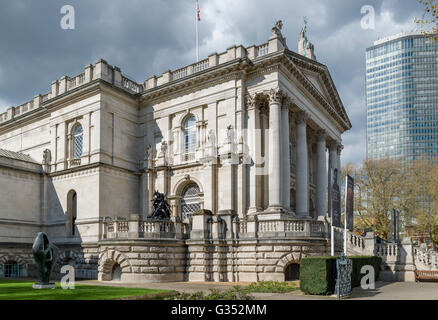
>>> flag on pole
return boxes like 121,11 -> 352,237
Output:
197,0 -> 200,21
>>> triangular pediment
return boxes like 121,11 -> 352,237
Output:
301,71 -> 332,103
284,50 -> 352,131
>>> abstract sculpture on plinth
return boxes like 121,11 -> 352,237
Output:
32,232 -> 58,289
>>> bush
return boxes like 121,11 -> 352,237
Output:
300,256 -> 382,295
300,256 -> 338,295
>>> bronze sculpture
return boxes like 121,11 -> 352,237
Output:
32,232 -> 58,289
147,191 -> 171,220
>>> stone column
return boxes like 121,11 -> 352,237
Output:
327,141 -> 338,219
295,111 -> 310,218
267,88 -> 283,211
316,130 -> 327,220
281,102 -> 291,212
337,144 -> 343,185
246,94 -> 262,214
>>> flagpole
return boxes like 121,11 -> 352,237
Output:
196,0 -> 199,62
344,176 -> 348,256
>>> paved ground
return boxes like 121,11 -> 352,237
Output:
78,280 -> 438,300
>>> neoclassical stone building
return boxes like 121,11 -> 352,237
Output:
0,22 -> 351,282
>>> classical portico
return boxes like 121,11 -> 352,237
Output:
243,87 -> 344,221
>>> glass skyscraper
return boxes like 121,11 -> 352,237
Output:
366,32 -> 438,164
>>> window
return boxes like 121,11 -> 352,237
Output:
1,261 -> 25,278
67,190 -> 77,236
73,124 -> 83,159
183,116 -> 197,156
181,183 -> 201,220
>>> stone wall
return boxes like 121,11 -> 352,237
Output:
97,240 -> 188,282
187,240 -> 329,282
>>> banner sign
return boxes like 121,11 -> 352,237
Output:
336,254 -> 352,299
331,169 -> 342,228
345,175 -> 354,232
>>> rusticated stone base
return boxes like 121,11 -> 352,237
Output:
186,239 -> 330,282
97,239 -> 187,282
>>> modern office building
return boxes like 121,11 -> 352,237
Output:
366,31 -> 438,163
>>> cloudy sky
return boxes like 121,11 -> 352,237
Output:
0,0 -> 425,164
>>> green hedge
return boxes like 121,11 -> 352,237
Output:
349,256 -> 382,288
299,256 -> 338,295
299,256 -> 382,295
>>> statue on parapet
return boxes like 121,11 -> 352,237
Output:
147,191 -> 171,220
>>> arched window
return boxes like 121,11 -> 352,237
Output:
181,183 -> 201,220
73,124 -> 83,159
183,116 -> 197,156
67,190 -> 77,236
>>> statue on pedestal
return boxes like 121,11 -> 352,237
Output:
147,191 -> 171,220
32,232 -> 58,289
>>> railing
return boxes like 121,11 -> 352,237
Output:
103,217 -> 189,240
173,67 -> 188,80
41,93 -> 50,102
68,73 -> 85,90
255,219 -> 326,238
193,59 -> 209,73
413,247 -> 438,270
257,43 -> 269,57
70,158 -> 81,167
375,243 -> 399,257
181,152 -> 196,162
121,76 -> 142,93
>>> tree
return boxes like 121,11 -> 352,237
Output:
343,158 -> 438,247
415,0 -> 438,41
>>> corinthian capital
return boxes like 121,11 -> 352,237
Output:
246,93 -> 257,110
337,144 -> 344,154
317,130 -> 326,141
295,111 -> 309,125
269,87 -> 284,104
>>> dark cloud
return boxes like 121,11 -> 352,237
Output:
0,0 -> 422,164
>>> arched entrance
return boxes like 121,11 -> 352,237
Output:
181,183 -> 201,220
112,264 -> 122,281
284,263 -> 300,281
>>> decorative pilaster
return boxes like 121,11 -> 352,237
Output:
295,111 -> 310,218
267,87 -> 283,211
316,130 -> 327,220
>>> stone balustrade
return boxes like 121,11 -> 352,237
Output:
233,218 -> 327,240
0,34 -> 283,127
102,216 -> 190,240
413,247 -> 438,270
0,59 -> 144,126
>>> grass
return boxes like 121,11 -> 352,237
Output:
0,279 -> 173,300
162,281 -> 300,300
244,281 -> 300,293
